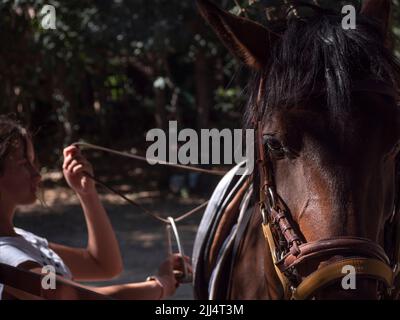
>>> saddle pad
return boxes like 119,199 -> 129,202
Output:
208,186 -> 253,299
192,161 -> 251,299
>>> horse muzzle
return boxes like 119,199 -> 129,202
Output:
263,228 -> 400,300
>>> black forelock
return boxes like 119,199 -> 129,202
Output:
244,13 -> 400,129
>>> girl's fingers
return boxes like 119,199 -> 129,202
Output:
65,156 -> 92,171
63,154 -> 82,169
66,159 -> 78,172
171,253 -> 189,259
173,257 -> 191,267
63,146 -> 77,158
172,256 -> 193,274
72,164 -> 84,174
71,162 -> 93,175
63,154 -> 73,169
171,254 -> 191,264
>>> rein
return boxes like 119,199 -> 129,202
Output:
72,142 -> 228,176
71,141 -> 231,283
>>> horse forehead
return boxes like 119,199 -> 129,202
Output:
264,95 -> 399,136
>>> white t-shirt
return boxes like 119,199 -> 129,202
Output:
0,228 -> 72,299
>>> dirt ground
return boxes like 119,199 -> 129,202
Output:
14,172 -> 209,300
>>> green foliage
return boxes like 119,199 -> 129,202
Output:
0,0 -> 399,169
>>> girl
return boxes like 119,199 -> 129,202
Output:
0,115 -> 191,300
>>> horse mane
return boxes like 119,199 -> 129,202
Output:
243,14 -> 400,130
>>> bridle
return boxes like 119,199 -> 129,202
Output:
255,77 -> 400,300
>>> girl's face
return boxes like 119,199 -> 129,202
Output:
0,137 -> 41,206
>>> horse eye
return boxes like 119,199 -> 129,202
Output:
266,138 -> 282,150
265,137 -> 286,159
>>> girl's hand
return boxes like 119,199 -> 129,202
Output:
155,254 -> 192,299
63,145 -> 96,196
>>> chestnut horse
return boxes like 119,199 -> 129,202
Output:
193,0 -> 400,300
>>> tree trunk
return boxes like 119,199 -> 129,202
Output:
154,85 -> 168,130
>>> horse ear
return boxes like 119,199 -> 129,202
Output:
196,0 -> 276,70
361,0 -> 392,41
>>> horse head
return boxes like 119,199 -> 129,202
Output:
195,0 -> 400,299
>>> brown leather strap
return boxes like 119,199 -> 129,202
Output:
261,222 -> 292,299
292,258 -> 394,300
269,207 -> 302,254
0,263 -> 43,298
0,263 -> 111,300
278,237 -> 391,273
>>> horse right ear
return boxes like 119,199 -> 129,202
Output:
196,0 -> 277,70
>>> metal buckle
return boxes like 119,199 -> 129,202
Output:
290,286 -> 298,300
275,248 -> 286,262
393,263 -> 399,276
260,186 -> 278,225
267,186 -> 277,210
261,206 -> 268,225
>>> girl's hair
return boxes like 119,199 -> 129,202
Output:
0,115 -> 30,174
0,115 -> 47,206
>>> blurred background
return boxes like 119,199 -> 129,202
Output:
1,0 -> 400,299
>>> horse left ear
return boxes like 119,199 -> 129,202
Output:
361,0 -> 392,43
196,0 -> 277,70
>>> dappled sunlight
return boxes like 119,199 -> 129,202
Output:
127,231 -> 164,249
